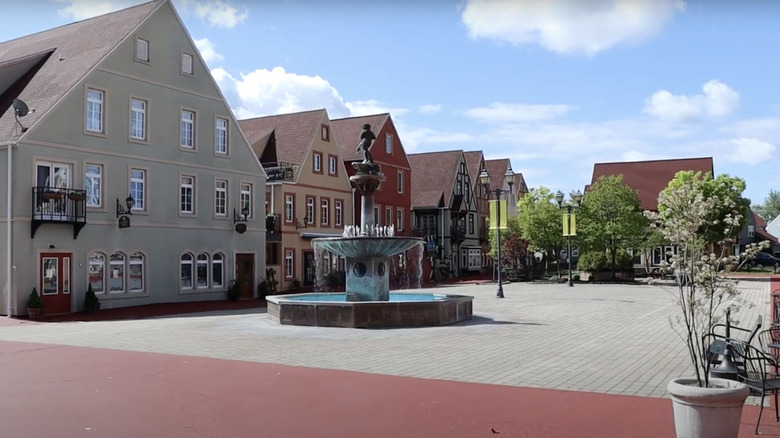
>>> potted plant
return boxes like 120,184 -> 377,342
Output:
26,287 -> 45,319
83,283 -> 101,313
646,176 -> 766,438
257,279 -> 269,301
227,280 -> 241,301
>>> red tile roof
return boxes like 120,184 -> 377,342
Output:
591,157 -> 714,211
753,211 -> 767,229
0,0 -> 162,136
238,109 -> 328,168
408,150 -> 464,208
331,113 -> 390,162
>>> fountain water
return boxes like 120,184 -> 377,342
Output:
266,125 -> 473,328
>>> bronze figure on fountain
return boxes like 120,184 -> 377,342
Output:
353,124 -> 381,175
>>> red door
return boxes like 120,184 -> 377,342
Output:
235,253 -> 255,300
40,253 -> 72,314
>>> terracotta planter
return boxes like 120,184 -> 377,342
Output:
668,377 -> 749,438
27,307 -> 45,319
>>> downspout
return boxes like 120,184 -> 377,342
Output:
2,139 -> 18,317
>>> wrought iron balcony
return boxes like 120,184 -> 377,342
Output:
263,162 -> 297,182
266,213 -> 282,242
31,187 -> 87,239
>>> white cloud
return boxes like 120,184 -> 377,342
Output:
464,102 -> 570,123
177,0 -> 248,28
460,0 -> 685,56
620,150 -> 658,162
212,66 -> 350,119
419,104 -> 442,114
345,100 -> 409,118
394,125 -> 473,153
643,80 -> 740,123
194,38 -> 223,65
726,138 -> 776,165
52,0 -> 139,20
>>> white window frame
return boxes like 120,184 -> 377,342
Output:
285,194 -> 294,223
321,198 -> 329,226
397,170 -> 403,193
181,52 -> 193,75
306,197 -> 315,224
180,175 -> 195,214
180,109 -> 195,149
129,168 -> 146,211
215,179 -> 227,217
129,252 -> 144,293
196,253 -> 209,289
215,117 -> 228,155
88,252 -> 105,294
748,225 -> 755,237
313,153 -> 322,172
109,252 -> 126,294
328,156 -> 337,175
321,125 -> 329,141
85,163 -> 103,208
385,133 -> 392,154
86,88 -> 104,133
130,97 -> 147,141
212,253 -> 224,288
240,183 -> 252,219
374,206 -> 380,226
397,208 -> 404,231
335,200 -> 343,226
180,253 -> 194,290
385,207 -> 392,227
285,249 -> 294,278
135,38 -> 149,62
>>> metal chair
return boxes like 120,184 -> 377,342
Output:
731,341 -> 780,434
708,314 -> 762,379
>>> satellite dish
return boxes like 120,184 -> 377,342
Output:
13,99 -> 29,118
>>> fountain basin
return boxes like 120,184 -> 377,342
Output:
311,236 -> 423,258
266,292 -> 473,328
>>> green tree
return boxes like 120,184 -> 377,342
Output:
753,189 -> 780,222
515,187 -> 565,274
577,175 -> 648,278
662,171 -> 750,243
488,216 -> 529,273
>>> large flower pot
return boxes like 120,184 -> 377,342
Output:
668,377 -> 749,438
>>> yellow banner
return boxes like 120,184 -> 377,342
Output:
489,200 -> 508,230
562,212 -> 577,236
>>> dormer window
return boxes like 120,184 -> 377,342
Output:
135,38 -> 149,62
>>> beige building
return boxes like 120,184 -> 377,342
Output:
239,109 -> 354,291
0,0 -> 266,316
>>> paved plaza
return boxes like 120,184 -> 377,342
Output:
0,280 -> 775,437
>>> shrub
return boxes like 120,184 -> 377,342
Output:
27,287 -> 44,309
611,249 -> 634,270
577,251 -> 608,272
83,283 -> 100,311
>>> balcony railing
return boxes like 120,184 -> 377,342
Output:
31,187 -> 87,239
262,162 -> 297,182
266,213 -> 282,242
451,225 -> 466,245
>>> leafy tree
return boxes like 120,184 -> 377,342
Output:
577,175 -> 649,278
488,216 -> 529,273
661,171 -> 750,243
753,189 -> 780,222
515,187 -> 566,274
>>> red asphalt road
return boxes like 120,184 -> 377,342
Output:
1,340 -> 779,438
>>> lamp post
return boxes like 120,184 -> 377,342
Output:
554,190 -> 583,287
479,167 -> 515,298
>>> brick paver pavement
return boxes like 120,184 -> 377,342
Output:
0,280 -> 771,399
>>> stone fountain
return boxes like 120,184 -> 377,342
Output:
265,124 -> 473,328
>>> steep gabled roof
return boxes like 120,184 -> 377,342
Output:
484,158 -> 512,192
0,0 -> 163,137
408,150 -> 463,209
464,151 -> 484,187
331,113 -> 390,162
591,157 -> 714,211
238,108 -> 327,168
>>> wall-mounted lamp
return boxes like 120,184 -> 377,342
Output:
116,195 -> 135,218
296,217 -> 310,229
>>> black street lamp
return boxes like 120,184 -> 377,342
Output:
116,194 -> 136,217
555,190 -> 583,287
479,167 -> 515,298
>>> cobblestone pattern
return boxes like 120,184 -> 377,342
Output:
0,280 -> 770,399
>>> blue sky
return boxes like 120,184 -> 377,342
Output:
4,0 -> 780,207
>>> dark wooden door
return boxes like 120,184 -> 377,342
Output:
303,251 -> 315,286
235,253 -> 254,300
40,253 -> 72,314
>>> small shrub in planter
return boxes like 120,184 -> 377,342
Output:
83,283 -> 101,313
227,280 -> 241,301
257,280 -> 269,300
27,287 -> 45,319
291,278 -> 302,289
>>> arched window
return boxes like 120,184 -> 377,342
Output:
197,253 -> 209,289
129,252 -> 144,292
181,253 -> 194,289
212,253 -> 224,288
109,252 -> 125,293
88,252 -> 105,294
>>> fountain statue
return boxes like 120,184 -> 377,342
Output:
265,125 -> 473,327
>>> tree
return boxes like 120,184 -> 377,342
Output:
488,216 -> 529,274
662,171 -> 750,244
753,189 -> 780,222
515,187 -> 565,274
577,175 -> 649,278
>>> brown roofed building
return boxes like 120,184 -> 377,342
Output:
409,150 -> 481,279
484,158 -> 528,216
239,109 -> 354,290
331,113 -> 412,240
0,0 -> 267,315
590,157 -> 714,211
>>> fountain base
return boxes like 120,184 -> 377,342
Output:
266,292 -> 473,328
